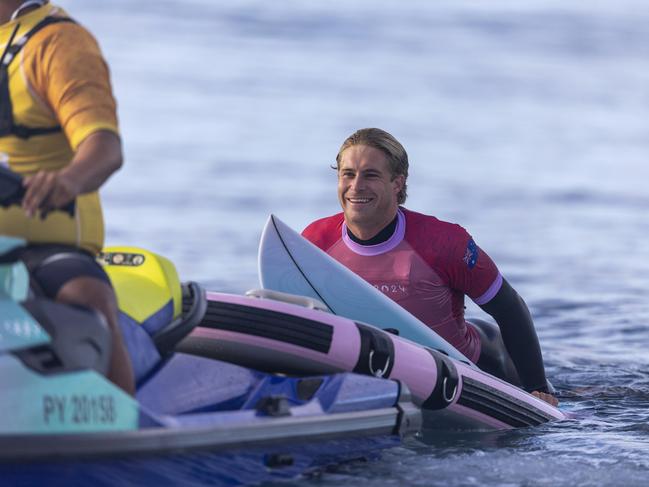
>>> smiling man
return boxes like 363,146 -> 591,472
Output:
303,128 -> 557,405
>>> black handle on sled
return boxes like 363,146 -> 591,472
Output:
0,165 -> 75,217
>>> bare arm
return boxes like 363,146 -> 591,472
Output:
22,130 -> 122,217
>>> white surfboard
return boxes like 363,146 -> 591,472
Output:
258,214 -> 473,364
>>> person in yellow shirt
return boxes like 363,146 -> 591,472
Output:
0,0 -> 134,393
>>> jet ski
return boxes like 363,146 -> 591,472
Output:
0,240 -> 420,487
0,167 -> 420,486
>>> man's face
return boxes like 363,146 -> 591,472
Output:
337,144 -> 404,236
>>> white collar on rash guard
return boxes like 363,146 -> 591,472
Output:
341,209 -> 406,257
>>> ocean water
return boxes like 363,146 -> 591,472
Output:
61,1 -> 649,485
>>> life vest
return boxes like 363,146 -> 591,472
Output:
0,16 -> 74,139
0,8 -> 104,254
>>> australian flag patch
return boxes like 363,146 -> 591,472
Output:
463,238 -> 479,269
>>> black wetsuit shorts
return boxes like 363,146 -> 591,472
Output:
12,244 -> 110,299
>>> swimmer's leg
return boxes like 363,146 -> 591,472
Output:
57,277 -> 135,395
22,245 -> 135,395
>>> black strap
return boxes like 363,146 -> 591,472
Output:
0,164 -> 24,206
2,16 -> 76,66
0,23 -> 21,135
10,123 -> 62,138
0,16 -> 75,139
0,23 -> 20,70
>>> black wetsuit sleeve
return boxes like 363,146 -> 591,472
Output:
479,278 -> 549,393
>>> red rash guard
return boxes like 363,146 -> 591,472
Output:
303,208 -> 503,362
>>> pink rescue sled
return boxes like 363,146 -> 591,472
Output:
178,290 -> 566,431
